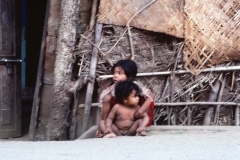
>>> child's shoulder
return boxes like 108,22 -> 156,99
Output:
99,84 -> 115,108
133,81 -> 154,102
101,84 -> 115,95
112,103 -> 122,110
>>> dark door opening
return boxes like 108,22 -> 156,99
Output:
21,0 -> 47,137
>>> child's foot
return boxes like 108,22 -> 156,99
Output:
103,133 -> 117,138
95,130 -> 104,138
136,130 -> 147,136
95,133 -> 104,138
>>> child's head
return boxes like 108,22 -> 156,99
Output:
115,80 -> 140,106
111,59 -> 137,84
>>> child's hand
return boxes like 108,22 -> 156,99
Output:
136,126 -> 146,134
104,127 -> 112,134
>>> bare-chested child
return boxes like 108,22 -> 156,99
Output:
95,59 -> 155,138
104,80 -> 149,137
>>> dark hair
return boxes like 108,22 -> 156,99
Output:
115,80 -> 140,104
111,59 -> 137,80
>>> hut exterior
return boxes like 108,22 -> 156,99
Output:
31,0 -> 240,140
0,0 -> 236,140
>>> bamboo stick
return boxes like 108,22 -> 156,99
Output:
186,94 -> 192,126
187,106 -> 191,125
203,80 -> 221,125
168,43 -> 184,125
160,77 -> 170,124
214,75 -> 226,125
81,23 -> 103,134
230,62 -> 235,91
98,66 -> 240,79
235,105 -> 239,126
104,28 -> 128,57
126,0 -> 157,60
170,114 -> 176,125
89,0 -> 98,30
29,0 -> 49,141
79,101 -> 240,108
181,115 -> 189,126
69,77 -> 87,140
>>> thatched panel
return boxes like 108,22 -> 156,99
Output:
98,0 -> 184,38
183,0 -> 240,75
98,0 -> 240,75
76,24 -> 240,126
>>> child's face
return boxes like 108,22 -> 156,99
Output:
124,90 -> 139,107
113,67 -> 128,84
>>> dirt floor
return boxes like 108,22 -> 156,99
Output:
1,126 -> 240,160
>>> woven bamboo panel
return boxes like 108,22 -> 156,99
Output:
98,0 -> 184,38
183,0 -> 240,75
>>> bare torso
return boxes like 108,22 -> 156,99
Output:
113,104 -> 140,131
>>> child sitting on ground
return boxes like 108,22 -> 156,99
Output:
95,59 -> 155,138
104,80 -> 149,137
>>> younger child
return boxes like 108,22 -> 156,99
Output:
104,80 -> 149,137
95,59 -> 155,138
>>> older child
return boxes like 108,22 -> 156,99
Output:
95,59 -> 155,138
104,80 -> 149,137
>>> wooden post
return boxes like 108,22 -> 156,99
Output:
168,43 -> 184,125
187,106 -> 191,125
214,75 -> 226,125
186,95 -> 191,126
89,0 -> 98,30
203,79 -> 221,125
81,23 -> 103,134
29,0 -> 49,141
235,105 -> 239,126
47,0 -> 81,141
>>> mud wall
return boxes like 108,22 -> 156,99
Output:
35,0 -> 98,140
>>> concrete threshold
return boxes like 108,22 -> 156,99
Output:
77,125 -> 240,140
148,125 -> 240,131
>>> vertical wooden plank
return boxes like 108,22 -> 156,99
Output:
187,106 -> 191,126
29,0 -> 50,141
235,105 -> 239,126
1,70 -> 13,125
0,0 -> 21,139
81,23 -> 103,134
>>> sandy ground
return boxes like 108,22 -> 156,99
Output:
1,126 -> 240,160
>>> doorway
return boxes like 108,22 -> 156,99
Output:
21,0 -> 47,137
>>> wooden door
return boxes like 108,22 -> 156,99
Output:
0,0 -> 21,138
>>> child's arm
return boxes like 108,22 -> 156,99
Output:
98,94 -> 112,131
95,116 -> 107,138
135,91 -> 155,118
95,94 -> 112,137
104,105 -> 118,134
136,112 -> 149,133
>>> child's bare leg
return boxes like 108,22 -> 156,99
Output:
104,124 -> 119,138
102,94 -> 112,120
126,119 -> 145,136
